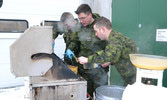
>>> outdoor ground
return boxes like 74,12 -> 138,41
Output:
0,85 -> 30,100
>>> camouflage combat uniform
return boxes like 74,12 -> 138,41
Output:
75,13 -> 109,97
87,30 -> 137,86
53,21 -> 80,50
52,21 -> 67,40
52,28 -> 59,40
52,21 -> 81,65
63,21 -> 81,54
62,21 -> 81,65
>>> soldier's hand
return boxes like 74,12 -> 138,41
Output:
65,49 -> 74,59
78,56 -> 88,64
100,62 -> 111,68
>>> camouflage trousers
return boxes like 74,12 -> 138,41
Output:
115,59 -> 136,86
78,66 -> 109,97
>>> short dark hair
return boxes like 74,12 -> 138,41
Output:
95,17 -> 112,30
75,4 -> 92,15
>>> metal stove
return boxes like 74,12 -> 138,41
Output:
10,26 -> 87,100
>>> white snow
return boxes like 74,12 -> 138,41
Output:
0,86 -> 30,100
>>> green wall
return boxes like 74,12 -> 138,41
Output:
112,0 -> 167,87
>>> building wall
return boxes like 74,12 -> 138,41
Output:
79,0 -> 112,21
112,0 -> 167,87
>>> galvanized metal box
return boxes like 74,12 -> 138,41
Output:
29,77 -> 87,100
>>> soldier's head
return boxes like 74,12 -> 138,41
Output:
93,17 -> 112,40
75,4 -> 94,26
60,12 -> 76,30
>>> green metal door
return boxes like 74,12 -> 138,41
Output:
112,0 -> 167,87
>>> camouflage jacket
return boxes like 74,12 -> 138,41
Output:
52,21 -> 81,54
52,28 -> 59,40
77,13 -> 107,57
66,13 -> 106,57
63,22 -> 81,65
64,22 -> 81,56
65,13 -> 109,68
52,21 -> 67,40
87,30 -> 137,85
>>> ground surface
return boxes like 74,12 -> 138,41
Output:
0,86 -> 30,100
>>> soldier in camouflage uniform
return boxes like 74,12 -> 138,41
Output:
74,4 -> 109,97
53,12 -> 81,52
52,12 -> 81,65
78,17 -> 137,87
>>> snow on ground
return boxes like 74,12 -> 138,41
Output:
0,85 -> 30,100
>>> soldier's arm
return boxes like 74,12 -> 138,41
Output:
87,43 -> 122,64
53,30 -> 59,39
66,32 -> 80,56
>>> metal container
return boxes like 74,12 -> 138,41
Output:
95,85 -> 125,100
30,77 -> 87,100
10,26 -> 87,100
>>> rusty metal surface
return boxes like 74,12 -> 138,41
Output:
30,80 -> 87,100
30,53 -> 79,82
